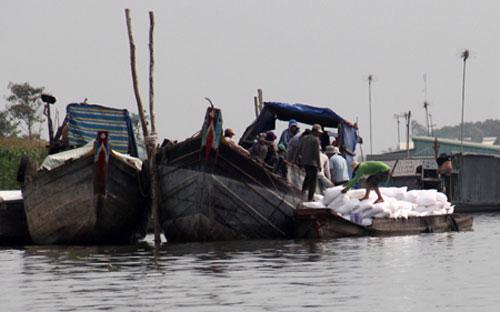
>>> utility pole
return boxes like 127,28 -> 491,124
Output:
402,111 -> 411,159
423,73 -> 431,136
368,75 -> 373,155
460,50 -> 469,152
393,114 -> 401,149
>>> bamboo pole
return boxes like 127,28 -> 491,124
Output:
253,96 -> 259,118
125,9 -> 149,142
257,89 -> 263,111
148,11 -> 161,245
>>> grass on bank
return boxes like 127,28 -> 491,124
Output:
0,136 -> 47,190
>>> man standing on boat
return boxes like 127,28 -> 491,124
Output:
299,124 -> 322,201
279,119 -> 300,148
325,145 -> 349,186
341,161 -> 391,203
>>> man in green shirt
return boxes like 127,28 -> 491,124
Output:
341,161 -> 391,203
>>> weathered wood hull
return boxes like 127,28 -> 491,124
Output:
158,137 -> 303,242
0,198 -> 31,244
295,208 -> 473,239
23,154 -> 148,245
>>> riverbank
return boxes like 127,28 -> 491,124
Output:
0,137 -> 47,189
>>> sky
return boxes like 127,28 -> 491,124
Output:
1,0 -> 499,154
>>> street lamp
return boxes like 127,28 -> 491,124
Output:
460,49 -> 469,152
368,74 -> 373,155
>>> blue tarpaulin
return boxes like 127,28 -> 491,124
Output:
239,102 -> 347,148
66,103 -> 138,157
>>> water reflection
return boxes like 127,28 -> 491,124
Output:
0,214 -> 498,311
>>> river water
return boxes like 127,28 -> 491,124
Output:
1,213 -> 499,312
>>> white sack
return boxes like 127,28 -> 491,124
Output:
328,193 -> 350,209
347,189 -> 367,200
322,186 -> 344,206
415,189 -> 437,206
436,192 -> 448,203
302,201 -> 325,209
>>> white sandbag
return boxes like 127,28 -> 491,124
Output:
407,210 -> 419,217
336,198 -> 360,215
302,201 -> 325,209
436,192 -> 448,203
361,218 -> 373,226
393,187 -> 408,200
379,187 -> 396,198
352,199 -> 374,213
431,208 -> 447,216
328,193 -> 350,209
404,190 -> 420,203
373,209 -> 391,218
346,188 -> 367,200
362,206 -> 386,218
314,194 -> 324,202
322,186 -> 344,206
415,189 -> 437,206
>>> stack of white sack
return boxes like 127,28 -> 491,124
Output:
302,186 -> 454,223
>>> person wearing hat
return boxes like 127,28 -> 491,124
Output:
279,119 -> 300,148
249,133 -> 268,162
298,124 -> 323,201
325,145 -> 349,186
264,131 -> 278,168
341,161 -> 391,204
274,143 -> 288,178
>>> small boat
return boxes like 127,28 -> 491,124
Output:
0,191 -> 31,244
21,102 -> 149,244
294,208 -> 473,239
157,102 -> 359,243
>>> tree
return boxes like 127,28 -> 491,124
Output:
0,110 -> 18,137
131,112 -> 148,152
6,82 -> 45,140
411,120 -> 427,136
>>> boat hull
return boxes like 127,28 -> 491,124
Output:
295,208 -> 473,239
0,198 -> 31,244
158,138 -> 302,242
23,154 -> 148,245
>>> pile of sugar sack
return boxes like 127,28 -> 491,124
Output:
303,186 -> 454,225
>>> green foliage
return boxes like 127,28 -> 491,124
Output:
413,119 -> 500,144
0,137 -> 46,189
0,110 -> 18,137
6,82 -> 45,139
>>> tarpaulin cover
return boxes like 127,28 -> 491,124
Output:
66,103 -> 138,157
239,102 -> 345,147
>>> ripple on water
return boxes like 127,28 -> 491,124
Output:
0,214 -> 499,311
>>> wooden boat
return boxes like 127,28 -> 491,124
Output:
294,208 -> 473,239
157,101 -> 360,243
21,101 -> 149,244
0,191 -> 31,244
157,107 -> 303,242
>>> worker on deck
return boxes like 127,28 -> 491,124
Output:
264,131 -> 278,169
341,161 -> 391,204
287,128 -> 311,164
279,119 -> 300,148
224,128 -> 236,143
298,124 -> 322,201
249,133 -> 268,162
325,145 -> 349,186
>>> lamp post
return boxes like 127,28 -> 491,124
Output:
368,75 -> 373,155
460,49 -> 469,152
